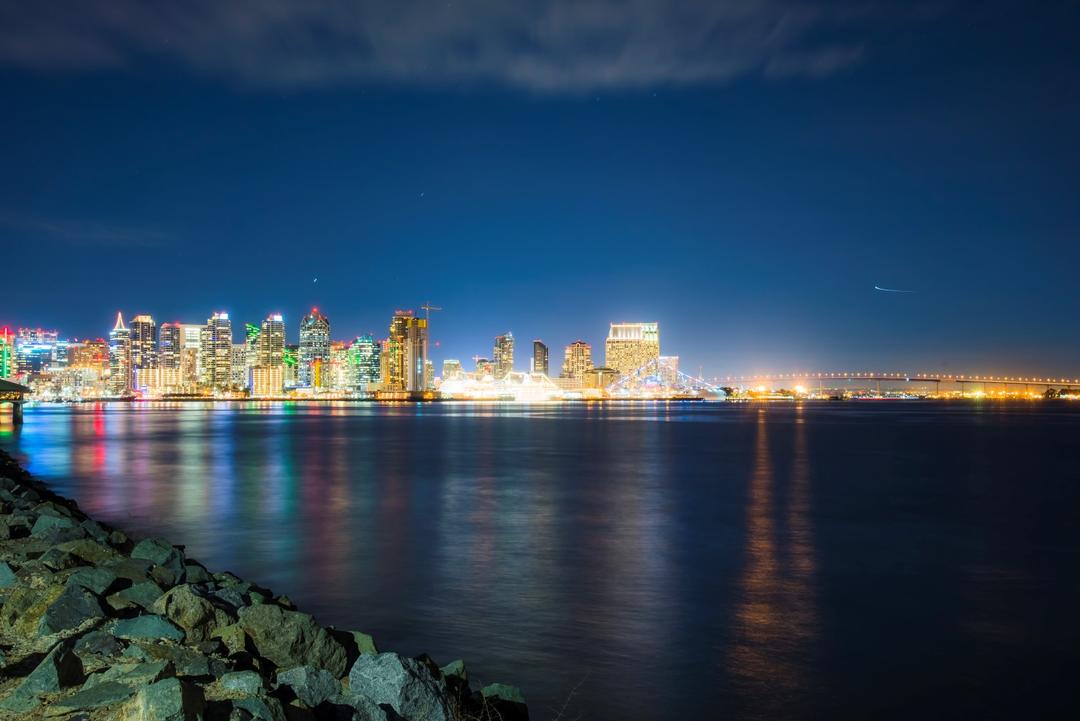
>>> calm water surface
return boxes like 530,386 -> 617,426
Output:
2,401 -> 1079,720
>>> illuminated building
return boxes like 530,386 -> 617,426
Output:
350,334 -> 381,390
250,313 -> 286,396
329,341 -> 351,390
108,313 -> 132,395
283,345 -> 299,389
299,308 -> 331,389
657,356 -> 680,386
159,323 -> 181,370
15,328 -> 59,379
179,324 -> 203,387
130,314 -> 157,372
584,367 -> 620,389
532,340 -> 549,376
385,311 -> 427,392
69,339 -> 109,373
257,314 -> 285,367
230,344 -> 248,388
0,327 -> 11,378
493,332 -> 514,379
442,359 -> 463,381
199,312 -> 233,392
605,322 -> 660,376
424,359 -> 434,390
560,340 -> 593,381
251,366 -> 284,397
474,357 -> 494,376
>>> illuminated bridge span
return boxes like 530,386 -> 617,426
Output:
609,358 -> 722,396
715,372 -> 1080,389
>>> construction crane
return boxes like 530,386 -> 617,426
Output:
421,302 -> 442,323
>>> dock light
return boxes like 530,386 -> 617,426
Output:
795,385 -> 807,394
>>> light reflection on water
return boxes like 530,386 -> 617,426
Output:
3,400 -> 1080,721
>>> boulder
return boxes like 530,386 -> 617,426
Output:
130,641 -> 213,677
232,695 -> 287,721
108,579 -> 165,611
66,566 -> 119,595
276,665 -> 340,708
0,560 -> 17,588
347,652 -> 450,721
132,538 -> 186,585
44,680 -> 136,715
30,514 -> 78,537
0,581 -> 65,636
73,630 -> 124,659
110,614 -> 186,641
0,640 -> 84,713
212,623 -> 249,656
84,660 -> 174,689
440,659 -> 468,684
39,583 -> 106,635
40,547 -> 81,571
480,683 -> 529,721
103,556 -> 155,582
237,604 -> 348,678
184,562 -> 213,584
55,538 -> 121,565
152,584 -> 233,642
220,670 -> 267,696
127,677 -> 204,721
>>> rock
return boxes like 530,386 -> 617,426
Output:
45,680 -> 136,715
55,538 -> 121,565
233,695 -> 287,721
276,665 -> 340,708
84,660 -> 174,689
108,579 -> 165,611
0,640 -> 84,713
103,556 -> 155,582
39,583 -> 106,635
184,562 -> 213,584
0,581 -> 65,636
481,683 -> 529,721
132,538 -> 187,585
31,514 -> 78,536
127,677 -> 205,721
211,586 -> 248,610
152,584 -> 232,642
347,652 -> 450,721
132,641 -> 213,677
40,547 -> 81,571
440,659 -> 467,684
212,623 -> 249,656
110,614 -> 186,641
74,629 -> 124,659
66,566 -> 119,595
0,560 -> 17,587
221,670 -> 267,695
237,605 -> 348,678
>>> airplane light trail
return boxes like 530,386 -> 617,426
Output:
874,286 -> 916,293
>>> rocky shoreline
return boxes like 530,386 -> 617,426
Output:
0,449 -> 528,721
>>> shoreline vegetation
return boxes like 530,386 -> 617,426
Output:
0,449 -> 528,721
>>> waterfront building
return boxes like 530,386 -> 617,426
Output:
474,357 -> 495,376
15,328 -> 59,380
251,366 -> 285,397
329,341 -> 351,391
130,315 -> 157,372
299,308 -> 331,389
108,313 -> 132,395
230,343 -> 248,389
584,366 -> 620,389
605,322 -> 660,377
657,356 -> 680,386
0,328 -> 11,378
135,367 -> 183,396
256,314 -> 285,368
159,323 -> 181,370
385,311 -> 427,392
493,332 -> 514,379
560,340 -> 594,381
424,359 -> 434,390
199,312 -> 233,392
68,339 -> 109,371
532,340 -> 549,376
442,359 -> 463,381
350,335 -> 381,390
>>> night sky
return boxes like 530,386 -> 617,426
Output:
1,1 -> 1078,376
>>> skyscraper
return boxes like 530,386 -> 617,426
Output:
257,314 -> 285,368
605,322 -> 660,376
159,323 -> 181,370
108,313 -> 132,395
385,310 -> 427,392
130,314 -> 157,373
441,359 -> 463,381
299,308 -> 330,389
493,332 -> 514,379
560,340 -> 593,381
532,340 -> 549,376
200,312 -> 233,392
179,324 -> 203,387
350,334 -> 381,390
0,327 -> 11,379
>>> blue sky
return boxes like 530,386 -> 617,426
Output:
1,1 -> 1078,376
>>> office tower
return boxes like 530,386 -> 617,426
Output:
283,345 -> 299,389
200,312 -> 233,392
179,323 -> 203,387
584,367 -> 620,389
532,340 -> 549,376
385,310 -> 427,392
69,339 -> 110,374
230,343 -> 248,388
14,328 -> 59,379
108,313 -> 132,395
442,359 -> 463,381
474,357 -> 494,376
130,314 -> 157,372
493,332 -> 514,379
0,327 -> 12,378
424,359 -> 434,390
159,323 -> 181,370
351,335 -> 381,390
605,322 -> 660,376
257,314 -> 285,368
560,340 -> 594,380
299,308 -> 330,389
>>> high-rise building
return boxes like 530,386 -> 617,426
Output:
179,324 -> 203,387
230,343 -> 248,388
350,335 -> 381,390
385,311 -> 427,392
130,314 -> 157,372
256,314 -> 285,368
248,313 -> 286,396
68,339 -> 109,372
493,332 -> 514,379
605,322 -> 660,376
283,345 -> 299,389
532,340 -> 549,376
560,340 -> 593,381
424,359 -> 434,390
442,359 -> 463,381
200,312 -> 233,392
299,308 -> 331,389
108,313 -> 132,395
0,327 -> 13,379
159,323 -> 181,370
474,357 -> 494,376
15,328 -> 59,379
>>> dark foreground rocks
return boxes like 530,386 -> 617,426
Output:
0,450 -> 527,721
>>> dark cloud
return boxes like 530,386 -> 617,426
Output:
0,0 -> 898,91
